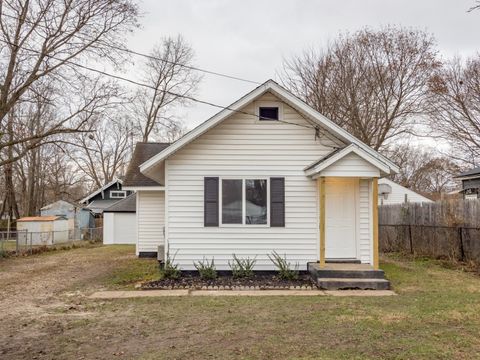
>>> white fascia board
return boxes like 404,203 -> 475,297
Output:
139,79 -> 399,174
140,83 -> 270,173
455,174 -> 480,181
267,81 -> 399,174
122,186 -> 165,191
79,178 -> 123,204
304,144 -> 391,177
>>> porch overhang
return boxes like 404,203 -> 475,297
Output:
304,144 -> 393,179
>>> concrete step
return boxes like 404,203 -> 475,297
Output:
317,278 -> 390,290
313,269 -> 386,279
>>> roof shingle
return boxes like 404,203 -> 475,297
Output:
124,142 -> 170,187
104,193 -> 136,213
457,166 -> 480,178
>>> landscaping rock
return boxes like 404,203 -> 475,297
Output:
141,273 -> 316,290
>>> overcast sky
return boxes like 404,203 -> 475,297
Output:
126,0 -> 480,130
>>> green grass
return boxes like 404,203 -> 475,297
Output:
101,255 -> 160,289
4,245 -> 480,359
86,253 -> 480,359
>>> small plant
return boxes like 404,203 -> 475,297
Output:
194,257 -> 217,280
161,250 -> 181,279
229,254 -> 256,278
268,251 -> 299,280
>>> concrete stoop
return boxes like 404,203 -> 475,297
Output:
308,263 -> 391,290
316,278 -> 390,290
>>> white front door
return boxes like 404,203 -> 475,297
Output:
325,178 -> 357,259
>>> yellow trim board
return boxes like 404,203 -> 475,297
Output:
372,178 -> 379,270
319,177 -> 326,268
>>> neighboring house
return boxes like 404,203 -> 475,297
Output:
123,80 -> 399,271
103,193 -> 137,245
378,178 -> 433,205
79,178 -> 133,216
455,167 -> 480,200
16,216 -> 69,245
40,200 -> 94,231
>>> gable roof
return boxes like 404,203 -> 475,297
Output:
124,142 -> 170,187
304,144 -> 391,177
79,178 -> 123,204
456,166 -> 480,179
104,193 -> 136,213
139,79 -> 399,175
40,200 -> 87,211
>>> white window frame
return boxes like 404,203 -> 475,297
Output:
110,190 -> 127,199
219,177 -> 270,227
255,101 -> 283,123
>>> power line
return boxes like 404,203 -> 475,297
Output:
0,38 -> 317,131
0,12 -> 320,131
0,12 -> 260,85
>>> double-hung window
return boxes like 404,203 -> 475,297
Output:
220,178 -> 268,225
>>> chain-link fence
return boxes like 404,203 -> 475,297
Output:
0,227 -> 102,256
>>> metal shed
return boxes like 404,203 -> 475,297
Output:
16,216 -> 69,246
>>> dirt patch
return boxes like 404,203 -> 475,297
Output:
0,245 -> 140,359
142,273 -> 316,290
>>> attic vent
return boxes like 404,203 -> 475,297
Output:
259,107 -> 279,121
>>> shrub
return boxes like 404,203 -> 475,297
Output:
194,257 -> 217,280
229,254 -> 256,278
268,251 -> 299,280
161,250 -> 181,279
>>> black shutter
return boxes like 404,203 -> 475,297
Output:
270,177 -> 285,227
204,177 -> 219,227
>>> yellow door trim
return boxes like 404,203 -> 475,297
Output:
372,178 -> 379,270
319,177 -> 326,268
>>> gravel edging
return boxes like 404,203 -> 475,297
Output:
141,273 -> 317,291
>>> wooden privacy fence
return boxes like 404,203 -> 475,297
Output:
379,199 -> 480,264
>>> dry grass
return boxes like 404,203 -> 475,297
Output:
1,245 -> 480,359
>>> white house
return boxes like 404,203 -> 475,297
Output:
378,178 -> 433,205
103,194 -> 137,245
123,80 -> 399,271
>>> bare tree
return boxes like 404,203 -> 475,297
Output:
428,56 -> 480,166
133,35 -> 201,142
281,26 -> 440,150
71,113 -> 133,189
385,144 -> 461,198
0,0 -> 138,166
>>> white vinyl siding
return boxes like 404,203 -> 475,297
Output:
378,178 -> 432,205
103,213 -> 136,245
137,191 -> 165,254
320,152 -> 380,178
359,179 -> 371,263
166,93 -> 340,270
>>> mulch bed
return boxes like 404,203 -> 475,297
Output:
141,273 -> 317,290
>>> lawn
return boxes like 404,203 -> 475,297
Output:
1,245 -> 480,359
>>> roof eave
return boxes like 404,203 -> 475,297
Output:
139,79 -> 399,175
79,178 -> 123,204
304,144 -> 392,178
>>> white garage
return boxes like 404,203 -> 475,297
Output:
103,194 -> 137,244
